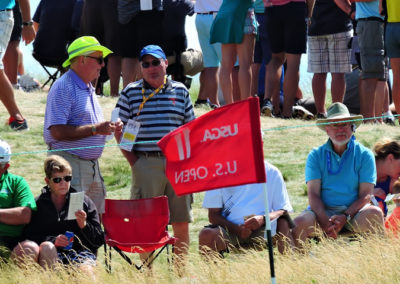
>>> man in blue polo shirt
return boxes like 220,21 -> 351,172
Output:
116,45 -> 195,265
43,36 -> 123,213
292,103 -> 384,248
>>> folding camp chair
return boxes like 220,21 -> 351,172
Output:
102,196 -> 176,272
32,52 -> 65,90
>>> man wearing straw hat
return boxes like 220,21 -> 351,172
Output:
292,102 -> 384,247
43,36 -> 123,213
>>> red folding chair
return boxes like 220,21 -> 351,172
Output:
102,196 -> 176,272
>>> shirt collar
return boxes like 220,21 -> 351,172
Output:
142,78 -> 172,92
68,69 -> 94,92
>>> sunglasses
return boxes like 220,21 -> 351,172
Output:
142,59 -> 161,68
51,175 -> 72,183
86,56 -> 104,65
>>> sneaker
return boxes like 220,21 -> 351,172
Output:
261,99 -> 273,117
194,99 -> 208,107
315,112 -> 327,119
8,117 -> 29,131
292,105 -> 314,120
382,112 -> 395,126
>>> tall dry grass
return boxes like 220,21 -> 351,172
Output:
1,89 -> 400,283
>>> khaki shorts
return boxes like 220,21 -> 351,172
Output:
52,151 -> 106,213
131,154 -> 193,223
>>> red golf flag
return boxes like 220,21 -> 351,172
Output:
157,97 -> 266,196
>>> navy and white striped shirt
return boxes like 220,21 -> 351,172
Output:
44,70 -> 106,160
116,79 -> 195,152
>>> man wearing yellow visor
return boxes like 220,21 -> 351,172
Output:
43,36 -> 123,214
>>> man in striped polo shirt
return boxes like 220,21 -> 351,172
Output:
115,45 -> 195,265
44,36 -> 123,214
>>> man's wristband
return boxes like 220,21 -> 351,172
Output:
344,212 -> 352,222
91,125 -> 97,136
22,20 -> 33,27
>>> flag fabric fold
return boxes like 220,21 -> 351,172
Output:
158,97 -> 266,196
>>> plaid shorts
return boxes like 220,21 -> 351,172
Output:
244,8 -> 257,35
307,31 -> 353,73
0,10 -> 14,69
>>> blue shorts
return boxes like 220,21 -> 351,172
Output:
254,13 -> 272,64
386,22 -> 400,58
0,10 -> 14,69
195,13 -> 222,68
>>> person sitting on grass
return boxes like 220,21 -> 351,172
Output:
0,139 -> 37,261
372,138 -> 400,217
198,160 -> 294,256
385,179 -> 400,237
292,103 -> 384,249
21,155 -> 104,272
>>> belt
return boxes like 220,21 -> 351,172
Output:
0,9 -> 12,12
197,11 -> 217,15
358,17 -> 384,23
135,151 -> 164,158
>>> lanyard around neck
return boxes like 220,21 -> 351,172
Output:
137,76 -> 167,116
326,136 -> 355,175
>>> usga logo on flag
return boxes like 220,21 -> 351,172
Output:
158,97 -> 266,196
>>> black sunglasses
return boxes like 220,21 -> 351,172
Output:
142,59 -> 161,68
51,175 -> 72,183
85,56 -> 104,65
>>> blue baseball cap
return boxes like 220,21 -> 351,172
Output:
139,45 -> 166,61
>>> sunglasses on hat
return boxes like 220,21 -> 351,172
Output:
86,56 -> 104,65
142,59 -> 161,68
51,175 -> 72,183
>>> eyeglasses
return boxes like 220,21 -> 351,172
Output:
329,123 -> 350,129
85,56 -> 104,65
142,59 -> 161,68
51,175 -> 72,183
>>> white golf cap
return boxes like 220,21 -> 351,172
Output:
0,140 -> 11,163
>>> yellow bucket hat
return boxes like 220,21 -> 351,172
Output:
62,36 -> 113,68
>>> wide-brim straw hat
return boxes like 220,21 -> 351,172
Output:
316,102 -> 363,131
62,36 -> 113,68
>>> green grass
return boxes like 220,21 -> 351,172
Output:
2,88 -> 400,283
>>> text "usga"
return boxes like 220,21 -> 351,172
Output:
201,124 -> 238,142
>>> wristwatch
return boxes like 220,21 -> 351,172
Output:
22,20 -> 33,27
344,212 -> 352,222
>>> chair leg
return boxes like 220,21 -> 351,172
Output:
104,244 -> 112,273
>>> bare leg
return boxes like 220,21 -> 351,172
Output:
198,226 -> 228,256
331,73 -> 345,103
265,53 -> 285,114
219,44 -> 237,104
251,63 -> 261,97
374,80 -> 387,123
282,53 -> 301,117
351,206 -> 384,234
0,69 -> 24,121
3,40 -> 20,85
107,54 -> 122,97
198,67 -> 219,105
121,57 -> 139,88
38,241 -> 58,268
237,34 -> 255,100
312,73 -> 327,114
172,222 -> 189,265
292,211 -> 317,251
391,58 -> 400,122
11,240 -> 39,264
275,218 -> 295,254
359,77 -> 378,122
232,66 -> 241,102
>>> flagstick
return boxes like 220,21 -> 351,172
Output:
263,183 -> 276,284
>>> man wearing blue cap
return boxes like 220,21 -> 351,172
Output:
44,36 -> 123,214
116,44 -> 195,265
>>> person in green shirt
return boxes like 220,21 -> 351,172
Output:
0,139 -> 37,259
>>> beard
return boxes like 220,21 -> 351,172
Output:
330,136 -> 351,147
